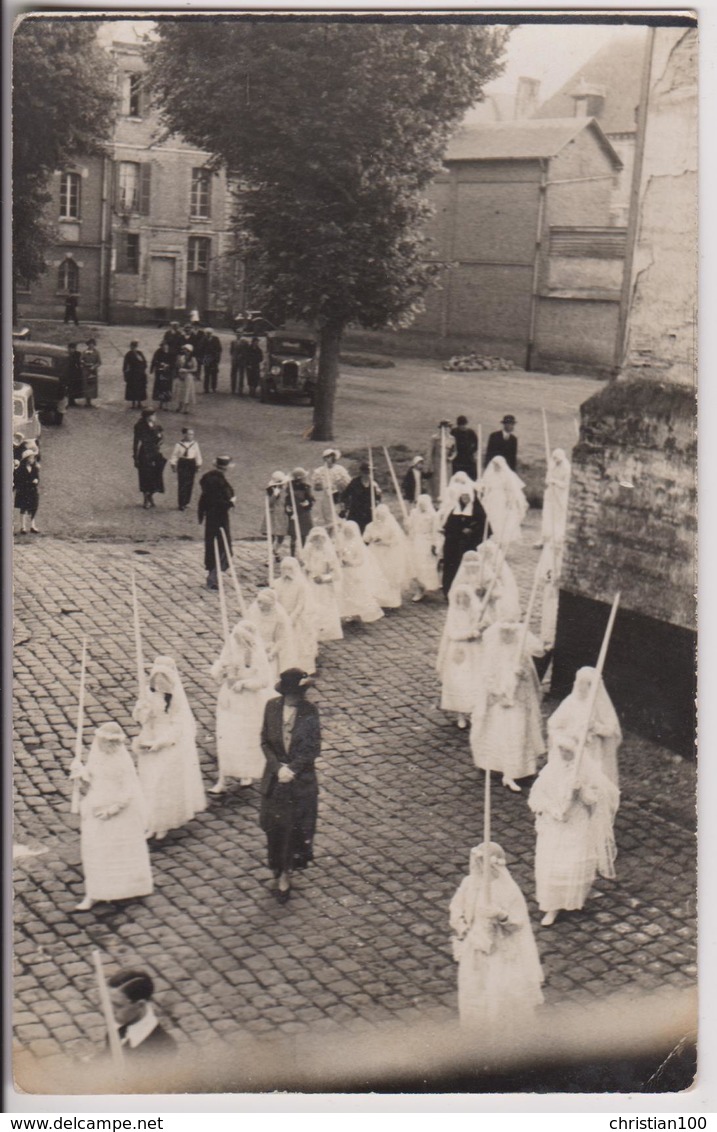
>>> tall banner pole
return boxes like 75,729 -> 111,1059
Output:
131,568 -> 147,698
221,526 -> 247,616
215,537 -> 230,646
482,770 -> 492,906
367,443 -> 377,519
287,477 -> 304,555
570,592 -> 621,788
71,636 -> 87,814
265,494 -> 275,586
382,446 -> 409,527
93,950 -> 125,1072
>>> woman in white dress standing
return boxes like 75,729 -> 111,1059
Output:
132,656 -> 206,841
449,842 -> 544,1030
272,556 -> 319,674
548,667 -> 622,787
470,622 -> 545,792
406,493 -> 441,601
436,584 -> 482,730
363,503 -> 411,609
71,722 -> 153,912
336,520 -> 384,624
209,620 -> 272,793
528,733 -> 619,926
538,447 -> 571,548
478,456 -> 528,547
300,526 -> 344,642
450,544 -> 521,623
247,588 -> 297,682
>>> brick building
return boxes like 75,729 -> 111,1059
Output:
552,27 -> 697,755
17,31 -> 242,326
411,118 -> 624,373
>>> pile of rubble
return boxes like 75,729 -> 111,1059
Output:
443,352 -> 520,373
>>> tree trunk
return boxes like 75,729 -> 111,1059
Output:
312,321 -> 344,441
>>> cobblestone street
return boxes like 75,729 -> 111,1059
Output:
12,519 -> 696,1081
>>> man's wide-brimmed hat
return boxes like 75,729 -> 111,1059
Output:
501,414 -> 517,425
291,466 -> 308,479
214,455 -> 234,470
269,470 -> 286,486
275,668 -> 313,695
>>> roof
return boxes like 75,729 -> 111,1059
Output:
534,32 -> 646,135
444,118 -> 621,167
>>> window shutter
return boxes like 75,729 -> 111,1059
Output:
112,160 -> 120,209
137,76 -> 148,118
205,173 -> 212,219
139,163 -> 151,216
75,174 -> 82,220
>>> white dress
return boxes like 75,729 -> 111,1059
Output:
363,507 -> 410,609
272,560 -> 319,673
451,544 -> 522,623
337,522 -> 384,623
312,463 -> 351,529
78,735 -> 153,902
437,587 -> 482,714
541,449 -> 571,545
133,667 -> 206,837
528,749 -> 619,912
537,541 -> 563,650
470,624 -> 545,780
211,627 -> 272,781
407,497 -> 441,592
247,597 -> 297,682
301,531 -> 344,642
478,457 -> 528,547
450,846 -> 544,1030
547,667 -> 622,787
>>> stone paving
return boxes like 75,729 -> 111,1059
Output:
13,517 -> 697,1073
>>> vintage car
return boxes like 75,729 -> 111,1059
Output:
259,332 -> 318,404
13,381 -> 41,443
12,340 -> 72,424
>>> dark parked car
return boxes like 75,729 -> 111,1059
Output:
12,341 -> 72,425
259,332 -> 318,404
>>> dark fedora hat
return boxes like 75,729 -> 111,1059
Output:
213,455 -> 235,470
275,668 -> 312,695
501,414 -> 517,425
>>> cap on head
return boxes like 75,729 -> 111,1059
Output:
108,969 -> 154,1003
275,667 -> 312,695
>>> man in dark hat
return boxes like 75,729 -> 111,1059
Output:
451,415 -> 479,480
202,327 -> 223,393
107,969 -> 176,1059
197,455 -> 235,589
484,414 -> 518,471
259,669 -> 320,904
80,338 -> 101,408
341,461 -> 381,533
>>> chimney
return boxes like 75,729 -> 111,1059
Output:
514,76 -> 541,119
571,76 -> 606,119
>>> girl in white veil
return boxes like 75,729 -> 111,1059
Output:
528,733 -> 619,926
363,503 -> 411,609
451,543 -> 521,623
538,448 -> 571,548
449,842 -> 544,1030
209,619 -> 272,793
336,520 -> 384,624
436,584 -> 482,729
247,588 -> 297,681
406,493 -> 441,600
548,667 -> 622,787
300,526 -> 344,642
70,722 -> 153,911
272,556 -> 319,674
478,456 -> 528,547
132,656 -> 206,840
470,622 -> 545,791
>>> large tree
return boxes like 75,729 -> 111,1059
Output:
149,20 -> 508,438
13,18 -> 116,306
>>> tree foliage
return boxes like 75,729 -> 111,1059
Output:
13,18 -> 116,291
148,19 -> 509,436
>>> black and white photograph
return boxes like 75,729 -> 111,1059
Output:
7,8 -> 700,1105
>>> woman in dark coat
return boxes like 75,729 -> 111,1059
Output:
285,468 -> 314,556
260,668 -> 320,904
15,449 -> 40,533
123,341 -> 148,409
150,343 -> 173,409
133,410 -> 166,509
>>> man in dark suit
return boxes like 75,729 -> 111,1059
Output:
202,327 -> 223,393
197,455 -> 235,589
402,455 -> 429,503
107,969 -> 176,1060
260,669 -> 320,904
484,414 -> 518,471
451,415 -> 479,479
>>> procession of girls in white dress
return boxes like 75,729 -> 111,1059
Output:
68,438 -> 622,1033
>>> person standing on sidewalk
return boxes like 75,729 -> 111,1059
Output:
123,341 -> 148,410
133,409 -> 166,510
80,338 -> 101,408
230,329 -> 250,395
451,416 -> 479,480
246,336 -> 263,397
169,427 -> 203,511
202,328 -> 222,393
66,342 -> 84,407
197,455 -> 235,589
260,668 -> 320,904
63,291 -> 79,326
14,448 -> 41,534
484,414 -> 518,471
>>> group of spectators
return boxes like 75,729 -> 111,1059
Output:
122,322 -> 265,411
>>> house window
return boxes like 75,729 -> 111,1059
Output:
188,236 -> 210,272
190,168 -> 212,218
60,172 -> 81,219
116,232 -> 140,274
120,71 -> 145,118
58,259 -> 80,293
118,162 -> 140,211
